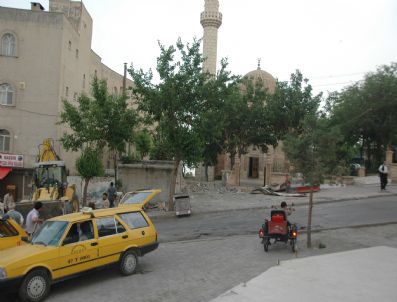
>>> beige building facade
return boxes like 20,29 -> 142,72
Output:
0,0 -> 133,200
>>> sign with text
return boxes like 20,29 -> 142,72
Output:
0,153 -> 24,168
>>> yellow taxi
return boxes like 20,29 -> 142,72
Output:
0,204 -> 159,302
0,215 -> 28,251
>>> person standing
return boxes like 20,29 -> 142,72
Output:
25,202 -> 44,236
107,182 -> 117,208
378,161 -> 388,191
3,189 -> 15,213
101,192 -> 110,209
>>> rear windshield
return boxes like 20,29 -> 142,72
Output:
120,192 -> 151,205
0,220 -> 18,237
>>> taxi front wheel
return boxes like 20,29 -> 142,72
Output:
119,250 -> 138,276
18,269 -> 51,302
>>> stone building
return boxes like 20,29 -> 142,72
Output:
196,0 -> 288,186
0,0 -> 133,201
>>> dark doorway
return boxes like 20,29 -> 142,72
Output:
248,157 -> 259,178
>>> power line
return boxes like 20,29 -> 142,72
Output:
310,71 -> 366,80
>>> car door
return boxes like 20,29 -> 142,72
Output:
95,216 -> 129,266
117,211 -> 156,247
57,220 -> 98,278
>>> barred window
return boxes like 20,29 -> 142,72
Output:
1,33 -> 16,56
0,83 -> 14,105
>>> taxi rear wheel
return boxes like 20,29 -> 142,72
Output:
119,250 -> 138,276
18,269 -> 51,302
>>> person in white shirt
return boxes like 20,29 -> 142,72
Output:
25,202 -> 44,235
378,161 -> 388,191
3,190 -> 15,213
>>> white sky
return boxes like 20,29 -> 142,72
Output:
2,0 -> 397,96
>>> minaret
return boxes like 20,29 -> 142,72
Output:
201,0 -> 222,75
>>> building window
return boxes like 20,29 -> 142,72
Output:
0,129 -> 11,152
73,92 -> 78,101
113,87 -> 118,95
0,83 -> 14,105
94,70 -> 97,77
68,41 -> 71,50
65,86 -> 69,96
83,74 -> 86,89
1,33 -> 16,57
75,49 -> 79,58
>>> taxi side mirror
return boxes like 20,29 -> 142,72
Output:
21,236 -> 30,242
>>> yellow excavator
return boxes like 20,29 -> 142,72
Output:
31,139 -> 79,213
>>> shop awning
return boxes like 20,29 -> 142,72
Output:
0,167 -> 12,180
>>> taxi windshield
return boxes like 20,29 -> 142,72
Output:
120,192 -> 151,205
32,221 -> 68,246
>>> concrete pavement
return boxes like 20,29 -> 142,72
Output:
210,246 -> 397,302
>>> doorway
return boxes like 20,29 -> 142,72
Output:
248,157 -> 259,178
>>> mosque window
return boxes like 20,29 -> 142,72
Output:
1,33 -> 16,57
65,86 -> 69,97
0,129 -> 11,152
83,74 -> 86,88
75,49 -> 79,58
68,41 -> 72,50
0,83 -> 14,105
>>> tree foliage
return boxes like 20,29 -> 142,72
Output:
328,63 -> 397,170
59,77 -> 139,181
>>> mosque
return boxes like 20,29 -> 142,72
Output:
196,0 -> 289,186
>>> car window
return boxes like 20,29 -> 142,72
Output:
118,212 -> 149,229
32,221 -> 68,246
0,220 -> 18,237
120,192 -> 151,205
97,217 -> 125,237
62,221 -> 94,245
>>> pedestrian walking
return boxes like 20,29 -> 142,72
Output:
25,202 -> 44,236
3,189 -> 15,213
378,161 -> 388,191
107,182 -> 117,208
6,203 -> 24,226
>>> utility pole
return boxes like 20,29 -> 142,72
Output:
122,62 -> 127,96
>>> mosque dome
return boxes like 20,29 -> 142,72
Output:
243,63 -> 276,93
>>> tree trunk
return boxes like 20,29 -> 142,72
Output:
82,178 -> 90,207
168,158 -> 180,211
114,151 -> 118,186
307,189 -> 314,248
205,163 -> 209,182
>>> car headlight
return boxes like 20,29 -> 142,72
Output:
0,268 -> 7,279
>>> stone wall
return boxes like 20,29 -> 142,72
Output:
118,161 -> 185,206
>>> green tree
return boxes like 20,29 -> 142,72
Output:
129,38 -> 210,210
274,70 -> 322,248
329,63 -> 397,171
76,148 -> 104,206
59,77 -> 138,183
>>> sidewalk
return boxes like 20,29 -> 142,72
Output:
147,176 -> 397,218
209,246 -> 397,302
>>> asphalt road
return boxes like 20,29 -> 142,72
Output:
153,195 -> 397,242
3,196 -> 397,302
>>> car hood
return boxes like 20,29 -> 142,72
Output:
0,244 -> 55,267
118,189 -> 161,208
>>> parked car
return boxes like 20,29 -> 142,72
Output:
0,214 -> 28,251
0,206 -> 159,302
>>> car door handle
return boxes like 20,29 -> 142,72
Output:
91,242 -> 98,246
122,235 -> 128,239
141,231 -> 145,236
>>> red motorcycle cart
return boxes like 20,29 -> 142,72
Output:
259,210 -> 298,253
